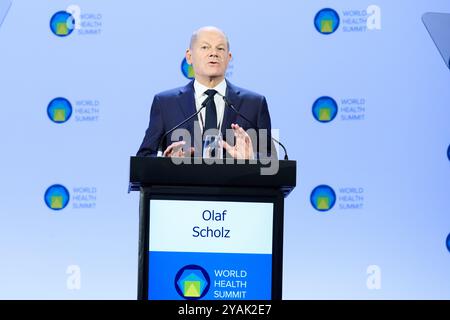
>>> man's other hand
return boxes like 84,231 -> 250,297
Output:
222,123 -> 255,160
163,141 -> 195,157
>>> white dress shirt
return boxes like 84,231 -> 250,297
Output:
193,79 -> 227,133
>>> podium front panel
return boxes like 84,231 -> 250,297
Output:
138,186 -> 284,300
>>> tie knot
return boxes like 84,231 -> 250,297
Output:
204,89 -> 217,98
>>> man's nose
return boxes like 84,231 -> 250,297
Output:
208,50 -> 219,57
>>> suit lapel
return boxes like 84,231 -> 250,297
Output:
221,80 -> 242,137
177,80 -> 196,118
176,80 -> 202,139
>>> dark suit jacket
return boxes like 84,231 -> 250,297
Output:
136,79 -> 273,157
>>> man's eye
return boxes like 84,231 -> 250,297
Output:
218,47 -> 225,51
201,46 -> 209,49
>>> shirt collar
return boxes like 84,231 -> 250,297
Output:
194,79 -> 227,99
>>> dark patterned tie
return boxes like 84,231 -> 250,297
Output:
204,89 -> 218,131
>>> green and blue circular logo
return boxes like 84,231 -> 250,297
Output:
50,11 -> 75,37
175,265 -> 210,300
44,184 -> 70,210
181,57 -> 195,79
312,96 -> 338,123
446,233 -> 450,253
47,97 -> 72,123
314,8 -> 340,35
311,185 -> 336,212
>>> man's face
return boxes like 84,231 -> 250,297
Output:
186,30 -> 232,81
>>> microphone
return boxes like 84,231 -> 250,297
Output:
156,94 -> 213,156
222,96 -> 289,160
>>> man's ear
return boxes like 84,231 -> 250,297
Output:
186,48 -> 192,64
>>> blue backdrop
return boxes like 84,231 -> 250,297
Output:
0,0 -> 449,299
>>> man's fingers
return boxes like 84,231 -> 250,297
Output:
221,141 -> 232,152
172,141 -> 186,148
163,148 -> 172,157
227,123 -> 255,159
163,141 -> 186,157
231,123 -> 244,140
231,123 -> 239,131
232,124 -> 251,145
221,141 -> 236,157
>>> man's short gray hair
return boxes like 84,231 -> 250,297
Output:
189,26 -> 230,50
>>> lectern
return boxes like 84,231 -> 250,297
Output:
129,156 -> 296,300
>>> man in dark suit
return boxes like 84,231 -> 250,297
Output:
137,26 -> 273,159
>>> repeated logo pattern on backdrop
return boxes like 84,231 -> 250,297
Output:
44,184 -> 70,210
50,6 -> 103,38
447,233 -> 450,253
312,96 -> 338,123
49,11 -> 75,37
314,5 -> 382,34
181,57 -> 195,80
47,97 -> 72,123
310,185 -> 336,212
314,8 -> 340,34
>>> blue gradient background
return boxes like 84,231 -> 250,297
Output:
0,0 -> 449,299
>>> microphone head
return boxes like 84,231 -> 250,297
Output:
201,92 -> 216,107
201,96 -> 209,107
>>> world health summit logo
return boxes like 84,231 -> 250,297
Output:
44,184 -> 70,210
310,185 -> 336,212
50,11 -> 75,37
174,265 -> 210,300
314,8 -> 340,34
47,97 -> 72,123
181,57 -> 195,79
312,96 -> 338,123
446,233 -> 450,253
